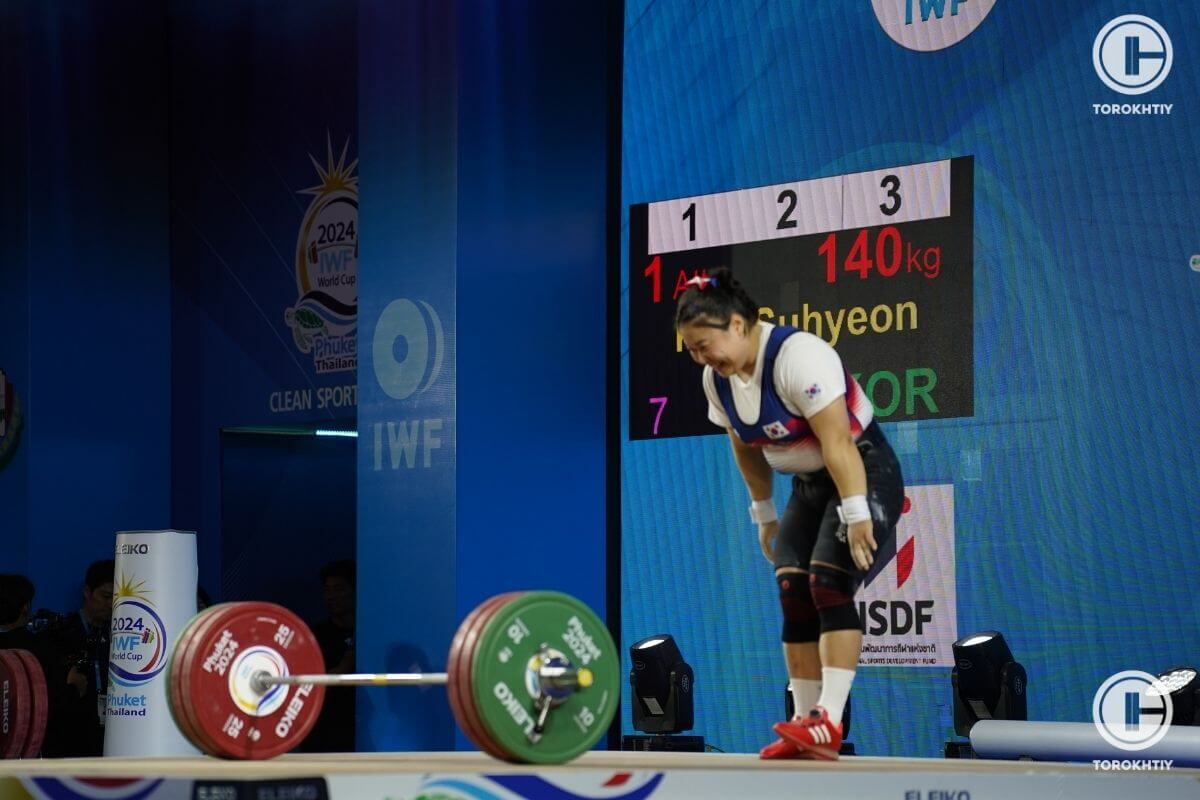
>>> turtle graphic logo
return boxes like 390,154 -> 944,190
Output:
285,134 -> 359,374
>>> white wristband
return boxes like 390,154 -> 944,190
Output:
836,494 -> 871,525
749,498 -> 778,525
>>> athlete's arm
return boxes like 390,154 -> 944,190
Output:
808,397 -> 866,499
728,428 -> 773,501
728,429 -> 780,564
809,397 -> 875,570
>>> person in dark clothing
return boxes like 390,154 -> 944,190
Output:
0,573 -> 37,650
37,559 -> 114,757
301,559 -> 356,752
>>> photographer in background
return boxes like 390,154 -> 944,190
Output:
0,574 -> 37,650
38,559 -> 114,757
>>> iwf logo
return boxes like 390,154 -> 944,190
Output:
108,575 -> 168,687
370,299 -> 446,470
871,0 -> 996,52
372,298 -> 445,401
284,135 -> 359,375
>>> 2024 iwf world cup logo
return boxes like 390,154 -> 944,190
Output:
285,135 -> 358,374
108,574 -> 168,688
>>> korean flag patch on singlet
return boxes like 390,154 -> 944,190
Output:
762,421 -> 790,439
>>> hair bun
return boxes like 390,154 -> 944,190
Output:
707,266 -> 733,289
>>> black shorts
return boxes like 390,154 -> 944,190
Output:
773,422 -> 905,581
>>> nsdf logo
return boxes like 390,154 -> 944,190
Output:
855,483 -> 957,667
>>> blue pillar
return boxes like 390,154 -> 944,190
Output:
356,0 -> 612,750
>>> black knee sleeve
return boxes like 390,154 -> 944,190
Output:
777,571 -> 819,643
809,565 -> 860,633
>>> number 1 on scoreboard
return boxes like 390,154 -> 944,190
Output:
643,255 -> 661,303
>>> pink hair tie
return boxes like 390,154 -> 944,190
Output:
684,275 -> 717,291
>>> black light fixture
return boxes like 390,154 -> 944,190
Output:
950,631 -> 1027,738
619,633 -> 700,753
629,634 -> 694,733
620,634 -> 703,752
1156,666 -> 1199,725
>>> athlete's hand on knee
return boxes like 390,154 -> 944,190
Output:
848,519 -> 876,570
758,520 -> 780,564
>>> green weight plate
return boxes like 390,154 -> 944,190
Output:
471,591 -> 617,764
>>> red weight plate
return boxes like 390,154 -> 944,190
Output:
0,650 -> 31,759
176,605 -> 244,755
445,597 -> 489,751
180,603 -> 270,756
185,602 -> 326,759
460,593 -> 526,761
448,593 -> 519,758
172,604 -> 236,755
451,594 -> 523,758
12,650 -> 46,758
472,594 -> 534,760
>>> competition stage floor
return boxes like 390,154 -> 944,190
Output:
1,751 -> 1198,800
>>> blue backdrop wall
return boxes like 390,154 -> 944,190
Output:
1,0 -> 613,754
218,431 -> 356,621
355,0 -> 613,751
0,4 -> 32,576
168,0 -> 360,592
0,1 -> 172,612
619,0 -> 1200,757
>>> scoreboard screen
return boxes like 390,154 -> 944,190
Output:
628,157 -> 974,440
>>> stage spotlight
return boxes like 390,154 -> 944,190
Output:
628,634 -> 694,734
1156,666 -> 1199,725
950,630 -> 1027,738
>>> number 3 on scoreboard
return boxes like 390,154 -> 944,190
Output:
880,174 -> 901,216
649,396 -> 669,436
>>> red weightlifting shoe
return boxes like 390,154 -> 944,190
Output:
759,726 -> 817,760
773,706 -> 843,761
759,736 -> 801,759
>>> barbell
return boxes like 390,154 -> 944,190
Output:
167,591 -> 618,762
